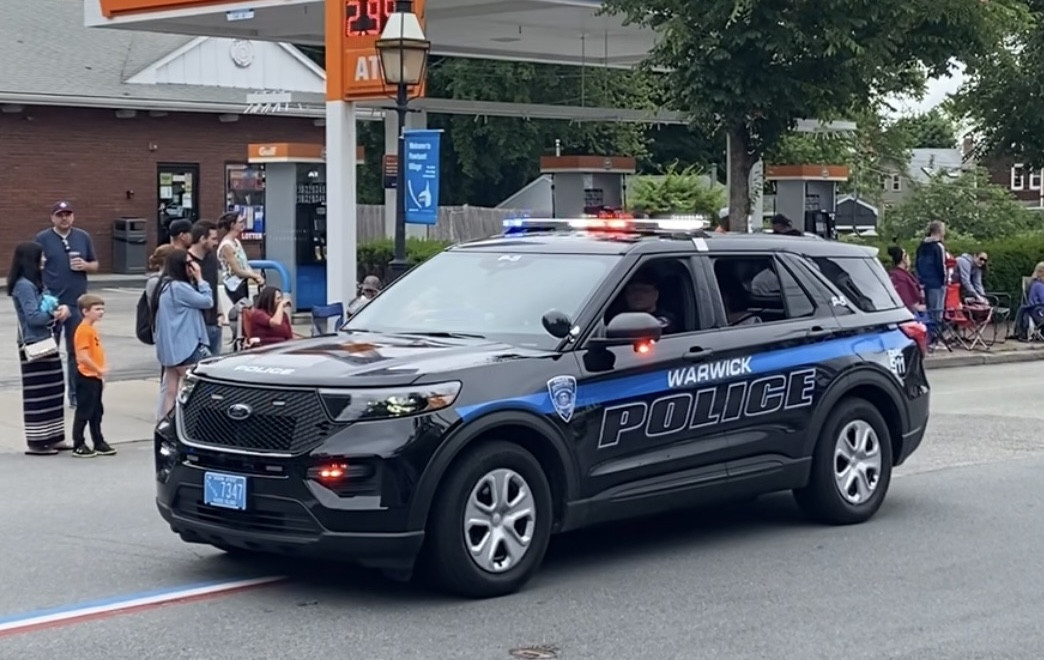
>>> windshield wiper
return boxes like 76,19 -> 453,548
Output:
397,331 -> 486,339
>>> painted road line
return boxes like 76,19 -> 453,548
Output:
0,576 -> 286,638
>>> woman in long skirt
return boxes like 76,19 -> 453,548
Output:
20,350 -> 68,454
8,242 -> 71,455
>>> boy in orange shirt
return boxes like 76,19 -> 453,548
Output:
72,294 -> 116,458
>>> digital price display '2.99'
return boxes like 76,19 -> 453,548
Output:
345,0 -> 397,37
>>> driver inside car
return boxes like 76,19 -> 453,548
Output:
618,271 -> 677,333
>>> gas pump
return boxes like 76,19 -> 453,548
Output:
247,143 -> 363,310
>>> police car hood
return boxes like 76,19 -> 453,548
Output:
193,331 -> 548,387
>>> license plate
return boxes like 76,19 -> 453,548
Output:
203,472 -> 247,511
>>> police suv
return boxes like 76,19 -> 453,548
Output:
155,218 -> 930,598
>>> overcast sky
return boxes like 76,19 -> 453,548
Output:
885,67 -> 965,117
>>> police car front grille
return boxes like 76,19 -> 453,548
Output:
181,380 -> 336,454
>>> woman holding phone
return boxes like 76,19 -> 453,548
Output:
247,286 -> 294,346
150,248 -> 214,417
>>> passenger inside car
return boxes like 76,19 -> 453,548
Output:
720,281 -> 762,326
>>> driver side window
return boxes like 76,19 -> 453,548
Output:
601,257 -> 697,335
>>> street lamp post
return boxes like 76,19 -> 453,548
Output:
376,0 -> 431,283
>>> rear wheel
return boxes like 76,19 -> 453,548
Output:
794,398 -> 893,525
423,441 -> 553,598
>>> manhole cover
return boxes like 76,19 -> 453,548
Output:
509,645 -> 558,659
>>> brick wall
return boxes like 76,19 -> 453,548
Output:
0,105 -> 324,270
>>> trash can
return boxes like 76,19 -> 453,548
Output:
112,218 -> 147,274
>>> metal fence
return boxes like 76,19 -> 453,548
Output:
356,205 -> 519,243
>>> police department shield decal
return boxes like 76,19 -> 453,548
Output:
547,375 -> 577,423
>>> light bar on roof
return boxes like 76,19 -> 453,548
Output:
501,217 -> 708,233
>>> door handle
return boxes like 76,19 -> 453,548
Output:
684,346 -> 716,361
806,325 -> 833,338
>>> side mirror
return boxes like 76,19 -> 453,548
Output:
588,312 -> 663,350
542,310 -> 573,339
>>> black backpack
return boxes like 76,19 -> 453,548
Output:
136,278 -> 157,345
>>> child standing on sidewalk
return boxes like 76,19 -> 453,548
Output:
72,293 -> 116,458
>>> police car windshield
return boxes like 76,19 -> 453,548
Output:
345,251 -> 619,348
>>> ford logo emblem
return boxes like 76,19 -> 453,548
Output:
227,403 -> 253,421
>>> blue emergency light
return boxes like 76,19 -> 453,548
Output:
500,217 -> 709,236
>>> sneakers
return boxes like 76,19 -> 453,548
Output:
72,443 -> 117,458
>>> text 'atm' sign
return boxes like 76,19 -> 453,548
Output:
330,0 -> 428,101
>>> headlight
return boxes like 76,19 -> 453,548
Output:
318,381 -> 462,422
177,373 -> 198,406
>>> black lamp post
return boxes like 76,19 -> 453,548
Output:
376,0 -> 431,283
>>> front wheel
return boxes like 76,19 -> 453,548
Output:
794,397 -> 893,525
423,441 -> 553,598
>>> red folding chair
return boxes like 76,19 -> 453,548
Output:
942,283 -> 993,351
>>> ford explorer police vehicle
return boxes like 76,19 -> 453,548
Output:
154,218 -> 930,599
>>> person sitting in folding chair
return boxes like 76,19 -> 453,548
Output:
953,251 -> 990,305
1015,263 -> 1044,342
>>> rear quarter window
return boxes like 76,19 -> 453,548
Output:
810,256 -> 904,312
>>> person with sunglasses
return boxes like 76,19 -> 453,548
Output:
953,251 -> 989,305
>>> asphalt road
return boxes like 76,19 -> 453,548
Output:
2,362 -> 1043,659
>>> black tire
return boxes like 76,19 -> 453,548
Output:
422,440 -> 553,598
793,397 -> 893,525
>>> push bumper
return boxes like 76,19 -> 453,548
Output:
157,498 -> 425,570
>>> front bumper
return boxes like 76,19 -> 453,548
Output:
157,497 -> 424,569
154,420 -> 428,571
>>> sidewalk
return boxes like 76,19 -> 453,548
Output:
0,377 -> 160,454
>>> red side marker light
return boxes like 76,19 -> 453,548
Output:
635,340 -> 655,354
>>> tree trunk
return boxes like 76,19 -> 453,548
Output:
727,125 -> 756,233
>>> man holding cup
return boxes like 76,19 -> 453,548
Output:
35,201 -> 99,409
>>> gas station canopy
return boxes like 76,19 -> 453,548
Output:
85,0 -> 656,68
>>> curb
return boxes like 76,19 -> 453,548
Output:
925,346 -> 1044,370
0,275 -> 150,294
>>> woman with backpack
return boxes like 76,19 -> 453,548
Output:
150,248 -> 214,418
138,245 -> 175,421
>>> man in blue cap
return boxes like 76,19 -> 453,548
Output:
35,201 -> 99,408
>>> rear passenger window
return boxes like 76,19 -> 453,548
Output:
711,256 -> 816,325
810,257 -> 903,312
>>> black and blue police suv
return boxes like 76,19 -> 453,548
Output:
154,218 -> 930,599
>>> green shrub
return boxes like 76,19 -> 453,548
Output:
861,232 -> 1044,304
357,237 -> 452,281
629,162 -> 726,217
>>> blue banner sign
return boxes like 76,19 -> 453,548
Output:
403,129 -> 443,225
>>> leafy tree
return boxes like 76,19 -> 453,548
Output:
891,109 -> 959,150
951,1 -> 1044,165
765,106 -> 914,206
880,167 -> 1037,241
425,57 -> 654,206
601,0 -> 1015,231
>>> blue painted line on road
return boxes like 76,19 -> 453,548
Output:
0,575 -> 285,631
